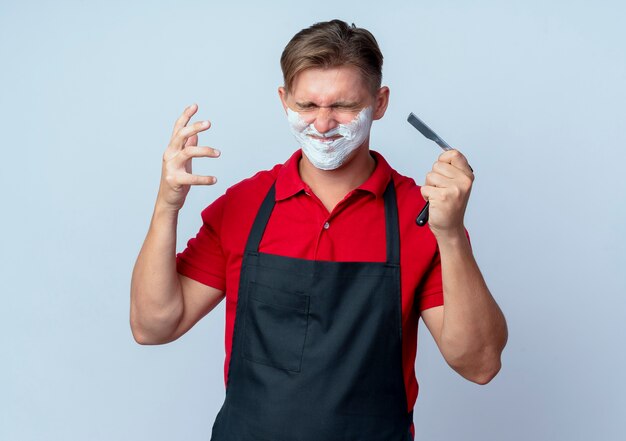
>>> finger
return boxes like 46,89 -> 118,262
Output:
420,184 -> 439,202
170,120 -> 211,150
432,161 -> 463,179
171,103 -> 198,138
178,145 -> 221,158
177,173 -> 218,186
438,149 -> 472,173
164,144 -> 220,163
425,171 -> 452,188
185,134 -> 198,148
173,145 -> 221,163
438,149 -> 474,175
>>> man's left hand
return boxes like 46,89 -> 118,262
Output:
420,149 -> 474,239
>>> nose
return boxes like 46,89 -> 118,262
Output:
313,107 -> 339,134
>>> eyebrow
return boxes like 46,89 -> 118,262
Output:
295,101 -> 360,108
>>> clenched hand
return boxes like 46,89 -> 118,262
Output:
420,149 -> 474,239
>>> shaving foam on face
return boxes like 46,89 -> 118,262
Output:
286,106 -> 374,170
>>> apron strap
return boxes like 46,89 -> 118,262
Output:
244,183 -> 277,254
244,178 -> 400,266
383,179 -> 400,266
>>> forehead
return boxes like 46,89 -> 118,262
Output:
289,66 -> 370,104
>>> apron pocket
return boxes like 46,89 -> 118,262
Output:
243,281 -> 310,373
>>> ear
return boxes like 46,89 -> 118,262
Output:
372,86 -> 390,120
278,86 -> 289,114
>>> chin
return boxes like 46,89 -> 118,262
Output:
338,144 -> 369,168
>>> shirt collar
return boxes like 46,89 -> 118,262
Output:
274,149 -> 392,202
357,150 -> 392,198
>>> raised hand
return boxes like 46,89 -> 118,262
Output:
157,103 -> 220,211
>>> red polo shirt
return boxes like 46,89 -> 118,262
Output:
176,149 -> 457,414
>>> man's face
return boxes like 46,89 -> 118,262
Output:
279,66 -> 388,142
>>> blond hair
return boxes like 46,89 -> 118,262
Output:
280,20 -> 383,95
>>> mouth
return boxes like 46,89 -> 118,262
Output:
309,134 -> 342,142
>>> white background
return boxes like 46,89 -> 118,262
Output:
1,1 -> 625,440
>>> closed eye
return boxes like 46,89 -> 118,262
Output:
295,101 -> 361,110
295,102 -> 317,111
332,102 -> 359,109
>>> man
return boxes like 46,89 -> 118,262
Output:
130,19 -> 507,441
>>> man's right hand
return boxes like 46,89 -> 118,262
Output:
130,103 -> 224,345
157,103 -> 220,211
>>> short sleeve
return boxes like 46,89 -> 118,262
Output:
417,250 -> 444,312
175,194 -> 227,291
416,228 -> 471,312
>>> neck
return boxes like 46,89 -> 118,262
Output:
298,143 -> 376,205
